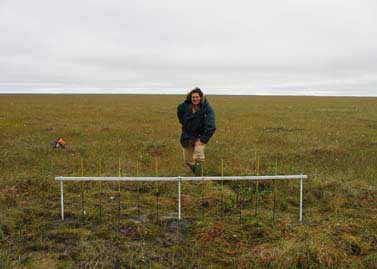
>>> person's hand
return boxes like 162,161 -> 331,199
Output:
195,139 -> 204,146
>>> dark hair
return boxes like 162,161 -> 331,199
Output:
186,87 -> 204,101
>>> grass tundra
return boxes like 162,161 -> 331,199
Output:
0,94 -> 377,268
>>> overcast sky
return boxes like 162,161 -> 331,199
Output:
1,0 -> 377,96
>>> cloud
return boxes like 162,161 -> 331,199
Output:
0,0 -> 376,95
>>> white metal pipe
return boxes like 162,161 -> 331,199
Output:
178,177 -> 181,220
299,178 -> 303,223
60,181 -> 64,220
55,175 -> 307,182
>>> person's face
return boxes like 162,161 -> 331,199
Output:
191,92 -> 201,105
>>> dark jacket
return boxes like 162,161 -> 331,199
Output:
177,96 -> 216,148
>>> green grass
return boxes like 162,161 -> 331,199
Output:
1,94 -> 377,268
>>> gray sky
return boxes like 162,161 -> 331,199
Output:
1,0 -> 377,96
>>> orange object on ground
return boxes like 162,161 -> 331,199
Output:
57,138 -> 66,146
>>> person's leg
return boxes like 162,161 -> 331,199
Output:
193,143 -> 205,162
193,141 -> 205,175
183,141 -> 195,171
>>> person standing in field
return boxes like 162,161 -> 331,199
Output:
177,87 -> 216,176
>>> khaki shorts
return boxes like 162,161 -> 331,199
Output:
183,140 -> 205,166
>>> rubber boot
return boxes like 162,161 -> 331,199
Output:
194,160 -> 202,176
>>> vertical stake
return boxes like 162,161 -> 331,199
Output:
118,157 -> 121,223
299,177 -> 303,223
247,161 -> 252,202
272,158 -> 278,224
251,149 -> 257,209
98,159 -> 102,221
201,161 -> 204,219
220,158 -> 224,219
201,161 -> 204,176
118,157 -> 121,176
178,177 -> 182,220
60,181 -> 64,220
155,156 -> 159,223
136,160 -> 140,217
239,183 -> 242,223
255,157 -> 260,217
81,157 -> 85,218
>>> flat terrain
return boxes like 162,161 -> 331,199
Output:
1,94 -> 377,268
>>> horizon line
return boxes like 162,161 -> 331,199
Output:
1,92 -> 376,98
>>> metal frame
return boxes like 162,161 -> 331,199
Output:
55,175 -> 307,222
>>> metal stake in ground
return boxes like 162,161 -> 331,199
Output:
272,158 -> 278,224
200,161 -> 205,220
299,177 -> 303,223
255,157 -> 260,217
178,176 -> 182,220
155,156 -> 159,223
80,157 -> 85,218
136,160 -> 140,217
220,159 -> 224,219
239,182 -> 243,223
60,180 -> 64,220
98,160 -> 103,222
118,157 -> 122,225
